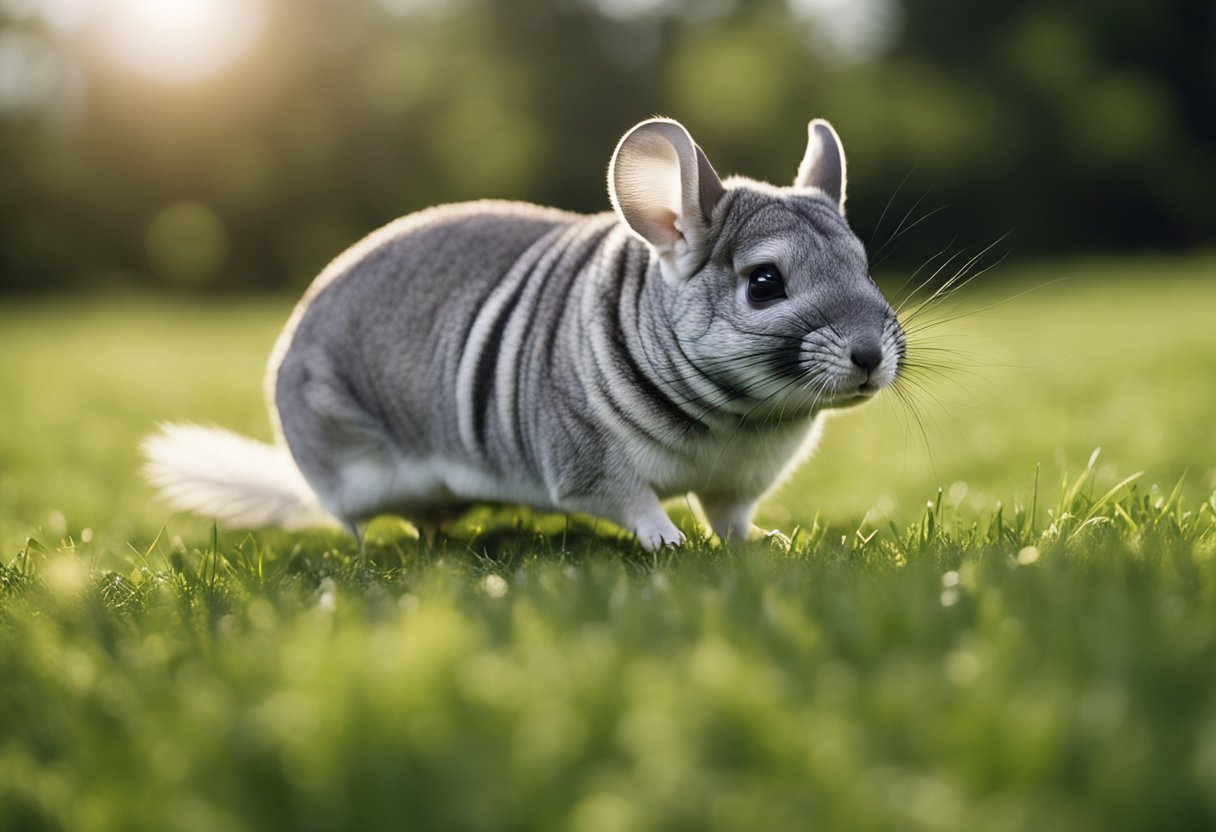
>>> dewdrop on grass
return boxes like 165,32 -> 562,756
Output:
43,556 -> 90,598
482,574 -> 508,599
1016,546 -> 1041,566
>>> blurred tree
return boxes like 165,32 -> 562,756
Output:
0,0 -> 1212,293
885,0 -> 1216,256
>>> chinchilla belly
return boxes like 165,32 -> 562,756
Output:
271,202 -> 609,521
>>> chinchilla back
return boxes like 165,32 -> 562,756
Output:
271,201 -> 670,524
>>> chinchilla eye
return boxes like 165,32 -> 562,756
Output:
747,264 -> 786,305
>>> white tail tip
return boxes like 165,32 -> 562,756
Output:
142,423 -> 337,531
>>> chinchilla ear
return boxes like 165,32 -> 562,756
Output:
609,118 -> 725,281
794,118 -> 847,214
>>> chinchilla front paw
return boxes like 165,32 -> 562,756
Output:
633,515 -> 686,552
756,526 -> 792,552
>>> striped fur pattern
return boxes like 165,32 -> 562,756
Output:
146,117 -> 905,550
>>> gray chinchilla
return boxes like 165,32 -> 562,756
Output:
144,117 -> 905,551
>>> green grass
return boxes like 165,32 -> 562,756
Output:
3,253 -> 1216,830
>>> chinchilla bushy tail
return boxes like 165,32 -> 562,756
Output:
142,423 -> 338,531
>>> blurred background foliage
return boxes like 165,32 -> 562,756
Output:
1,0 -> 1213,294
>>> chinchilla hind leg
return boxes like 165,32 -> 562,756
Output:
276,349 -> 447,527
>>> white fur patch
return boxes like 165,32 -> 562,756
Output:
323,452 -> 552,521
142,423 -> 337,530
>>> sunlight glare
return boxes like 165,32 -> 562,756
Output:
787,0 -> 901,63
96,0 -> 266,84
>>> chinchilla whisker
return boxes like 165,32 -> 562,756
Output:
898,366 -> 974,386
901,235 -> 1011,326
695,354 -> 802,384
891,372 -> 945,405
791,303 -> 843,338
905,275 -> 1069,340
870,164 -> 918,245
899,349 -> 975,369
889,238 -> 958,312
679,364 -> 804,423
893,246 -> 968,318
895,357 -> 990,412
791,377 -> 835,422
889,380 -> 939,471
904,326 -> 978,342
900,349 -> 989,370
892,376 -> 938,436
899,375 -> 974,444
904,358 -> 1015,406
870,182 -> 936,263
872,201 -> 949,269
705,365 -> 807,412
771,374 -> 830,427
693,349 -> 800,371
725,328 -> 807,343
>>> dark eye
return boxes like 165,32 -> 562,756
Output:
747,264 -> 787,305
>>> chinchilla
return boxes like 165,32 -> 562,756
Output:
144,117 -> 905,551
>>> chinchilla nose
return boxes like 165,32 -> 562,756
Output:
849,338 -> 883,373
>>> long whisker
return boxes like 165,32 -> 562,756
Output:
902,275 -> 1068,337
901,235 -> 1012,326
870,183 -> 937,265
888,238 -> 958,312
893,247 -> 968,317
872,204 -> 951,270
870,165 -> 918,245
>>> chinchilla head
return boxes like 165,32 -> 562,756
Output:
609,117 -> 904,418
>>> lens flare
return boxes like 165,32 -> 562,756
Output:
96,0 -> 266,84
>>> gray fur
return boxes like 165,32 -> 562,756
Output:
159,117 -> 905,551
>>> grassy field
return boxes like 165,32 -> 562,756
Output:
2,253 -> 1216,830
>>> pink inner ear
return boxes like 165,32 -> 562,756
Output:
651,208 -> 681,249
626,200 -> 681,252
